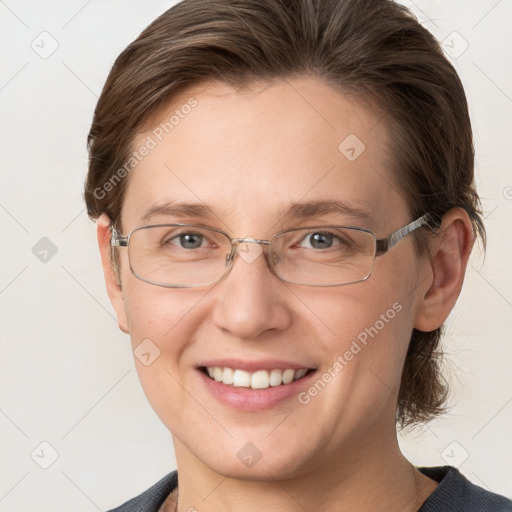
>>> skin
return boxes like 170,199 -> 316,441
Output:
96,77 -> 474,511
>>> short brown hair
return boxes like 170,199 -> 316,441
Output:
84,0 -> 485,427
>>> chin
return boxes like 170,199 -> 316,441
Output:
179,432 -> 318,482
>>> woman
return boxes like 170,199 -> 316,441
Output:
84,0 -> 512,510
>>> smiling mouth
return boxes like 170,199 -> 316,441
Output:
200,366 -> 315,389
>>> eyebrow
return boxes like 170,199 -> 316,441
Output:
139,202 -> 213,224
282,200 -> 373,224
138,199 -> 373,226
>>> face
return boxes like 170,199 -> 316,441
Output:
105,77 -> 433,479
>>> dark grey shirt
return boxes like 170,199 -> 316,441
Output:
108,466 -> 512,511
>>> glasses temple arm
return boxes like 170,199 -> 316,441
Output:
109,225 -> 129,247
375,213 -> 436,256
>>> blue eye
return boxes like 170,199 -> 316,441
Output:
309,232 -> 333,249
298,231 -> 345,250
163,231 -> 206,249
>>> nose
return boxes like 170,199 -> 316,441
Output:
210,240 -> 292,340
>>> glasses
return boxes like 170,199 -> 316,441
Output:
110,214 -> 433,288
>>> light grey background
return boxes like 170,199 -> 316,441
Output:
0,1 -> 511,510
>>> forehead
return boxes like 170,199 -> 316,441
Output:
122,78 -> 408,233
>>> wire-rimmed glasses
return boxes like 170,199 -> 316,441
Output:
110,214 -> 433,288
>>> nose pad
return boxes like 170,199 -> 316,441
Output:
224,240 -> 275,273
270,250 -> 280,266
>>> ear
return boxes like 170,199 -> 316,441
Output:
97,214 -> 129,334
414,207 -> 475,331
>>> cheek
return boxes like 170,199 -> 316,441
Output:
122,278 -> 204,344
302,270 -> 416,400
298,275 -> 411,351
121,285 -> 204,428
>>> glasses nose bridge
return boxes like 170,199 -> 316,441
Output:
230,237 -> 271,247
225,237 -> 273,268
228,237 -> 272,257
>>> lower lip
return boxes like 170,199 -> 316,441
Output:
197,369 -> 317,411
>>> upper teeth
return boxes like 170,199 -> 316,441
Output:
206,367 -> 309,389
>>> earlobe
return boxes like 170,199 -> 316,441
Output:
414,208 -> 474,332
96,214 -> 130,334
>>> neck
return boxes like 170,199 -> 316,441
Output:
170,428 -> 437,512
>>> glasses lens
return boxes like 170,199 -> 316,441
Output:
128,225 -> 232,287
271,227 -> 376,286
